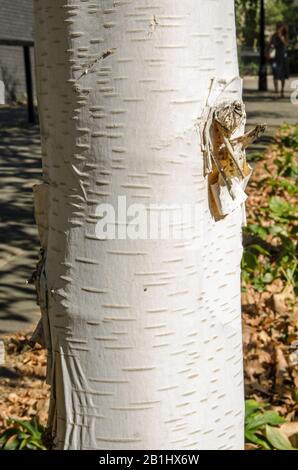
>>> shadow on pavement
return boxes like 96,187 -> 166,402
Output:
0,106 -> 42,335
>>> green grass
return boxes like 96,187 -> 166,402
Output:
245,400 -> 297,450
0,418 -> 46,450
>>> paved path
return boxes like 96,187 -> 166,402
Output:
243,75 -> 298,156
0,107 -> 41,335
0,76 -> 297,335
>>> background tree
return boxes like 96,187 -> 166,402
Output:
236,0 -> 259,49
236,0 -> 298,49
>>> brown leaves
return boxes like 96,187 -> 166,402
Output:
243,135 -> 298,424
0,331 -> 49,433
243,281 -> 297,418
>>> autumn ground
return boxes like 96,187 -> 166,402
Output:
241,124 -> 298,447
0,123 -> 297,449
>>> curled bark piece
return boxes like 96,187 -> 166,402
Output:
211,169 -> 252,217
200,79 -> 266,222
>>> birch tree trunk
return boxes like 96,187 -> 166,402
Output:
33,0 -> 244,450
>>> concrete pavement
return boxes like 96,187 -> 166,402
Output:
0,107 -> 41,335
244,75 -> 298,156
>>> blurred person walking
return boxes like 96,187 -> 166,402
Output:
268,22 -> 290,98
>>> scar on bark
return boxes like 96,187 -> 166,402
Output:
148,15 -> 158,36
73,48 -> 116,91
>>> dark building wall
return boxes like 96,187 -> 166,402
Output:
0,0 -> 34,42
0,0 -> 34,103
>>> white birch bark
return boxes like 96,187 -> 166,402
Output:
33,0 -> 244,450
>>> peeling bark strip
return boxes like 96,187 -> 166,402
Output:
33,0 -> 244,449
199,77 -> 266,222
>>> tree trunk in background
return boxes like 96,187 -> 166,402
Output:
33,0 -> 244,450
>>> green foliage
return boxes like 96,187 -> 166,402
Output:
245,400 -> 297,450
270,0 -> 298,47
239,58 -> 259,77
242,209 -> 297,292
242,124 -> 298,294
264,177 -> 297,195
247,151 -> 263,163
242,236 -> 275,291
265,425 -> 295,450
269,196 -> 296,221
236,0 -> 259,49
236,1 -> 298,50
0,418 -> 46,450
265,0 -> 287,28
277,123 -> 298,146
